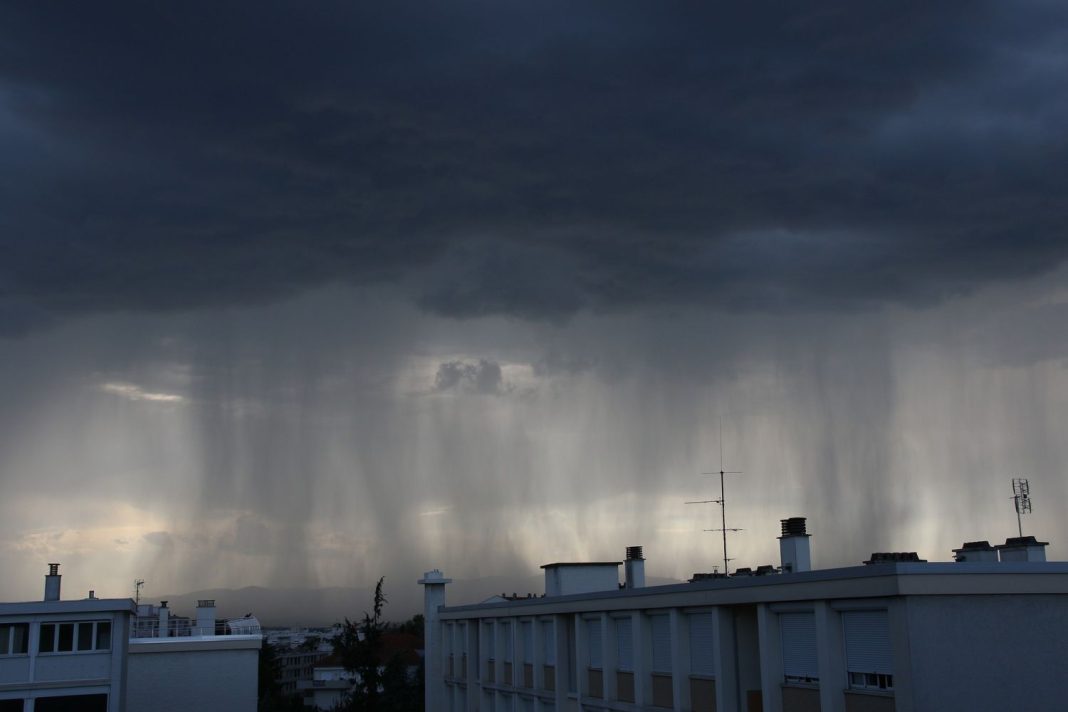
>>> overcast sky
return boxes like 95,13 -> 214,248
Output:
2,1 -> 1068,607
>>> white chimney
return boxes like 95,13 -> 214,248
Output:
624,546 -> 646,588
196,599 -> 216,636
779,518 -> 811,573
44,563 -> 61,601
997,536 -> 1048,562
158,601 -> 170,638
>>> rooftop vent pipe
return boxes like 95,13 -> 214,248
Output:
44,563 -> 61,602
159,601 -> 170,638
624,546 -> 646,588
778,517 -> 811,573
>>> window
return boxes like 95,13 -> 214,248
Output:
0,623 -> 29,655
780,612 -> 819,684
38,621 -> 112,654
843,610 -> 893,691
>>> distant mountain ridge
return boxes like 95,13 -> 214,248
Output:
158,574 -> 681,628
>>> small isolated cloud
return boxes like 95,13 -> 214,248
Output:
142,531 -> 175,548
433,359 -> 507,395
100,382 -> 186,404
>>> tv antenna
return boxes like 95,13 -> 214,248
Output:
134,579 -> 145,607
1011,478 -> 1032,538
686,423 -> 743,575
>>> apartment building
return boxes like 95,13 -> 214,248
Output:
420,520 -> 1068,712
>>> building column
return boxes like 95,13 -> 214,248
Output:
552,615 -> 570,710
757,604 -> 783,712
601,613 -> 617,701
814,602 -> 845,712
714,607 -> 738,712
419,569 -> 452,712
636,611 -> 652,707
466,620 -> 479,712
888,598 -> 914,712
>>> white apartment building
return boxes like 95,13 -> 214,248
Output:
420,520 -> 1068,712
0,565 -> 134,712
0,565 -> 261,712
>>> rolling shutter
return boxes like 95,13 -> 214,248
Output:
688,613 -> 716,676
615,617 -> 633,671
586,618 -> 603,668
780,612 -> 819,681
484,622 -> 495,658
541,620 -> 555,665
522,621 -> 534,663
501,621 -> 513,662
651,615 -> 671,673
843,610 -> 892,674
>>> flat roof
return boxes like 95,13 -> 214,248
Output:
0,598 -> 137,617
540,562 -> 622,569
439,562 -> 1068,617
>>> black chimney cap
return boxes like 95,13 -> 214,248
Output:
626,546 -> 645,561
779,518 -> 809,538
864,552 -> 926,565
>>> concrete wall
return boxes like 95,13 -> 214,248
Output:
903,594 -> 1068,712
127,645 -> 259,712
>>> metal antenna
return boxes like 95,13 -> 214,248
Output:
134,579 -> 145,607
686,421 -> 743,575
1011,478 -> 1032,538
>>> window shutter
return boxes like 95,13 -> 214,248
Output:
780,612 -> 819,680
501,621 -> 513,662
522,621 -> 534,663
615,617 -> 633,671
688,613 -> 716,676
843,611 -> 893,674
541,621 -> 555,664
586,618 -> 603,668
485,622 -> 496,658
651,615 -> 671,672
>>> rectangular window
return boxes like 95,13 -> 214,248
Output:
650,615 -> 671,673
96,622 -> 111,650
688,613 -> 715,676
780,612 -> 819,684
57,623 -> 74,652
37,621 -> 111,654
0,624 -> 29,655
40,623 -> 56,653
843,610 -> 893,691
77,623 -> 94,651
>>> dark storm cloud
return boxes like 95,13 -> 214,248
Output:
2,0 -> 1068,333
434,359 -> 505,395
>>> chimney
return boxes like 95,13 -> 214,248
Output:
778,518 -> 811,573
88,590 -> 96,600
159,601 -> 170,638
996,536 -> 1048,562
952,541 -> 998,563
44,563 -> 61,602
624,546 -> 646,588
196,599 -> 216,636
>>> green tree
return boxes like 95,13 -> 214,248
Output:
334,578 -> 423,712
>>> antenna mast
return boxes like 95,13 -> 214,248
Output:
134,579 -> 145,607
1011,478 -> 1032,538
686,423 -> 743,575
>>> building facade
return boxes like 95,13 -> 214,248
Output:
0,566 -> 134,712
421,524 -> 1068,712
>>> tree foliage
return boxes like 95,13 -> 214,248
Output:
334,577 -> 423,712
